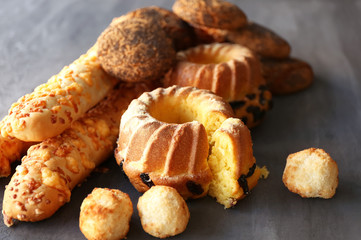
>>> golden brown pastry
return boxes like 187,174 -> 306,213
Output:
208,118 -> 260,208
97,17 -> 176,83
2,82 -> 149,226
0,119 -> 32,177
173,0 -> 247,30
0,45 -> 118,142
115,86 -> 232,199
163,43 -> 273,128
261,57 -> 314,95
79,188 -> 133,240
137,186 -> 190,238
283,148 -> 338,199
225,22 -> 291,59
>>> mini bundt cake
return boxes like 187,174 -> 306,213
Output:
115,86 -> 234,199
208,118 -> 260,208
163,43 -> 272,128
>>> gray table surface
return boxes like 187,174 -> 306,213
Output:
1,0 -> 361,239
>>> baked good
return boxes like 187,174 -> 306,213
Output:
225,22 -> 291,59
115,86 -> 234,199
261,57 -> 314,95
0,119 -> 33,177
163,43 -> 272,128
0,45 -> 118,142
79,188 -> 133,240
112,6 -> 195,51
137,186 -> 189,238
172,0 -> 247,30
2,82 -> 149,226
97,17 -> 176,83
282,148 -> 338,199
208,118 -> 260,208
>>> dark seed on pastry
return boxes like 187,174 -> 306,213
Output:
119,160 -> 129,180
186,181 -> 204,195
238,175 -> 250,195
229,100 -> 246,109
140,173 -> 155,188
246,163 -> 257,178
259,85 -> 268,91
240,116 -> 248,126
246,94 -> 256,100
246,105 -> 265,122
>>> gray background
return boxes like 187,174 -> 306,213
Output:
1,0 -> 361,239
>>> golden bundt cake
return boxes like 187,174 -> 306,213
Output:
208,118 -> 260,208
163,43 -> 272,128
115,86 -> 234,199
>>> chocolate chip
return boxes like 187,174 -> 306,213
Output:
119,160 -> 128,180
246,94 -> 256,100
186,181 -> 204,195
238,164 -> 257,196
246,163 -> 257,178
246,106 -> 265,122
230,100 -> 246,109
140,173 -> 154,188
240,116 -> 248,126
238,175 -> 250,195
259,85 -> 268,91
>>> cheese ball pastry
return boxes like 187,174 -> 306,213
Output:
79,188 -> 133,240
283,148 -> 339,199
112,6 -> 195,51
97,17 -> 176,83
137,186 -> 190,238
1,45 -> 118,142
2,82 -> 150,226
260,57 -> 314,95
0,119 -> 32,177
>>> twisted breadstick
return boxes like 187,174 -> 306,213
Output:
1,45 -> 118,142
0,120 -> 32,177
2,82 -> 149,226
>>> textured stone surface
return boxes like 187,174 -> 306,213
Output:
0,0 -> 361,239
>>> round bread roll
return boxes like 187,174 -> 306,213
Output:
97,17 -> 176,83
137,186 -> 190,238
173,0 -> 247,30
79,188 -> 133,240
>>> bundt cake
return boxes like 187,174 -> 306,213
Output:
163,43 -> 272,128
208,118 -> 260,208
115,86 -> 234,199
115,86 -> 260,207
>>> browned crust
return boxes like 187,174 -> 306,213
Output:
172,0 -> 247,30
261,57 -> 314,95
97,17 -> 176,83
115,6 -> 196,51
226,22 -> 291,59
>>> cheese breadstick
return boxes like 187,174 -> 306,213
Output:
1,45 -> 118,142
0,120 -> 32,177
2,82 -> 150,226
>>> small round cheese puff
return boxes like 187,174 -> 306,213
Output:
283,148 -> 339,199
79,188 -> 133,240
137,186 -> 190,238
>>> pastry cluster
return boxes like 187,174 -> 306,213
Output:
0,0 -> 336,240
